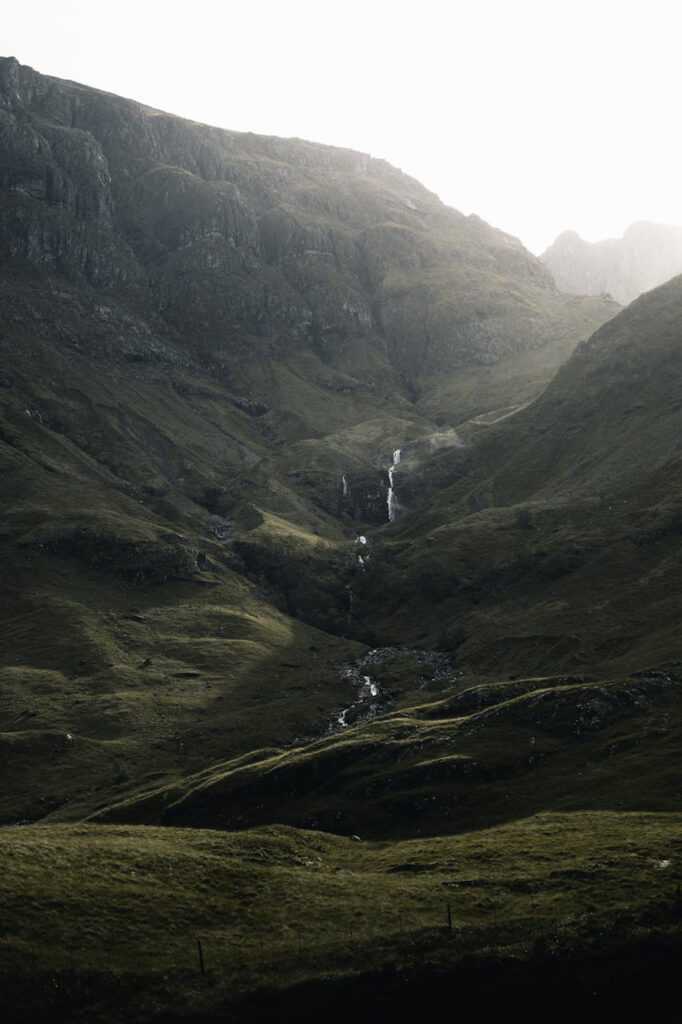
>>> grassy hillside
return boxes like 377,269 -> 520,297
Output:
355,276 -> 682,674
1,812 -> 680,1022
85,669 -> 682,838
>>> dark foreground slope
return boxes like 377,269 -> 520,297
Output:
2,814 -> 681,1023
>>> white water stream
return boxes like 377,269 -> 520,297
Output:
337,674 -> 379,728
387,448 -> 401,522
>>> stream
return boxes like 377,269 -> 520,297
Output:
333,647 -> 459,731
336,674 -> 379,727
387,448 -> 401,522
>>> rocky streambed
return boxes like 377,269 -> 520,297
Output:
332,646 -> 460,731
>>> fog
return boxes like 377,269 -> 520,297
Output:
4,0 -> 681,253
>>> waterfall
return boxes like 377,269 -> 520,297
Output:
387,448 -> 402,522
342,474 -> 349,497
336,674 -> 379,729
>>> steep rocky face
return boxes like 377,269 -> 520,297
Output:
540,221 -> 682,306
0,56 -> 615,423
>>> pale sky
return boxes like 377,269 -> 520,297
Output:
4,0 -> 682,254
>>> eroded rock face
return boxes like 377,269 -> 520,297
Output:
0,59 -> 140,286
0,55 -> 614,387
540,222 -> 682,306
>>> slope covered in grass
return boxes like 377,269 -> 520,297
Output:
84,668 -> 682,838
357,276 -> 682,674
1,812 -> 681,1022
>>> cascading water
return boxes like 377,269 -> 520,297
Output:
387,448 -> 401,522
336,675 -> 379,728
342,474 -> 349,497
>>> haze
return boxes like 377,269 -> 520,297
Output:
4,0 -> 681,254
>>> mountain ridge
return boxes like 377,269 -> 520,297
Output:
0,55 -> 612,400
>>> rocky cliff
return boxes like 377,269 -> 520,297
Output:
0,55 -> 615,422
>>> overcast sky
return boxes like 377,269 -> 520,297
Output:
4,0 -> 681,254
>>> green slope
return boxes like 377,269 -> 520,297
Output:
85,668 -> 682,838
357,276 -> 682,674
1,812 -> 681,1022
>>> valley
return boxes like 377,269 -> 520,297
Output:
1,55 -> 681,1022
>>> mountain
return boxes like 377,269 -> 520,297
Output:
0,54 -> 615,421
540,221 -> 682,305
0,54 -> 618,822
2,56 -> 681,1024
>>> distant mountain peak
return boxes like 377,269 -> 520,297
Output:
555,228 -> 584,243
540,220 -> 682,305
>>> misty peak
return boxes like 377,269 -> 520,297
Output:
541,220 -> 682,305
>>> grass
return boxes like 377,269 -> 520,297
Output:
82,669 -> 682,841
0,812 -> 680,1021
0,561 -> 363,824
343,279 -> 682,675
